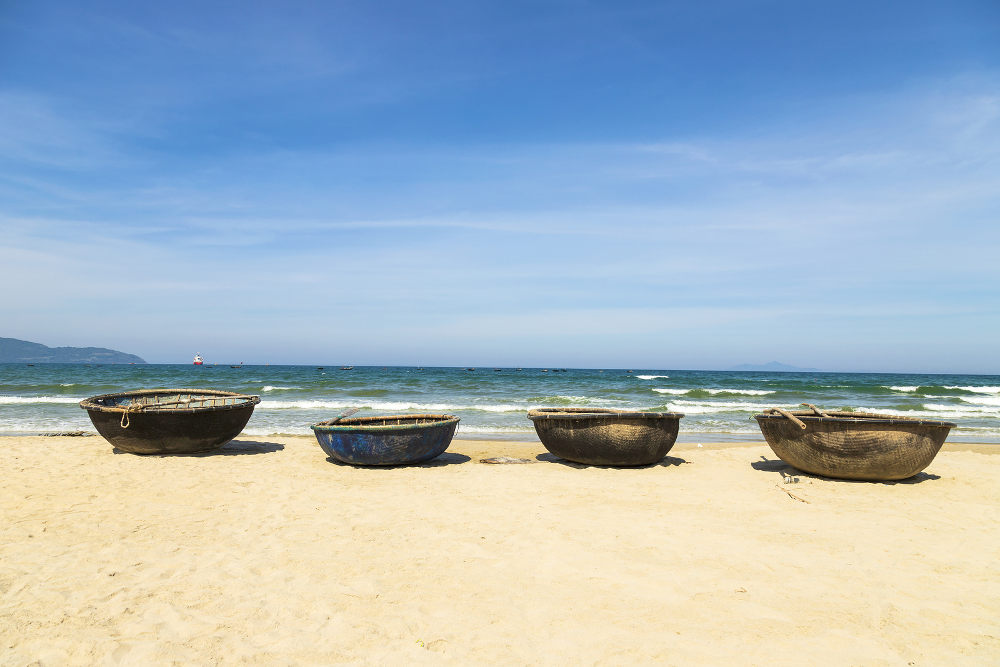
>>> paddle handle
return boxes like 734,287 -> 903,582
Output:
332,407 -> 361,423
766,408 -> 807,429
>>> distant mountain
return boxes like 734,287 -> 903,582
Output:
0,337 -> 146,364
728,361 -> 821,372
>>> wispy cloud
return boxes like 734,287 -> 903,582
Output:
1,0 -> 997,371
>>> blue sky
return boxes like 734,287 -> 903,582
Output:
1,1 -> 998,371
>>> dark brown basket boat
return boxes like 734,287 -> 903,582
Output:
754,405 -> 955,480
80,389 -> 261,454
527,408 -> 684,466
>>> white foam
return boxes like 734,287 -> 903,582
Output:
887,386 -> 919,392
261,385 -> 301,392
858,404 -> 998,420
680,426 -> 762,434
458,404 -> 530,413
636,375 -> 669,380
652,388 -> 774,396
456,424 -> 535,434
663,400 -> 784,414
945,386 -> 1000,394
958,395 -> 1000,407
547,395 -> 631,405
258,399 -> 530,413
0,396 -> 82,405
704,389 -> 775,396
923,402 -> 997,413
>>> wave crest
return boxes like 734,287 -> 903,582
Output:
0,396 -> 82,404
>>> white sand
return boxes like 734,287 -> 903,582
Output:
2,435 -> 998,665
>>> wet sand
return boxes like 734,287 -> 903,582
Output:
2,435 -> 997,664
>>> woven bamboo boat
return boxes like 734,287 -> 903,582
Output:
527,408 -> 684,466
754,405 -> 955,480
80,389 -> 261,454
311,414 -> 459,466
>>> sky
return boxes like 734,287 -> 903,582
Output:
1,1 -> 998,372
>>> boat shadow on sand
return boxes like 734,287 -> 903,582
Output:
112,439 -> 285,457
535,453 -> 690,469
323,452 -> 472,468
750,456 -> 941,484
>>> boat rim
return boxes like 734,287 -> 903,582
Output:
528,408 -> 685,420
754,411 -> 956,428
311,414 -> 460,432
79,388 -> 261,413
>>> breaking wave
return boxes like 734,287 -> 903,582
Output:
258,399 -> 530,413
652,388 -> 775,397
660,400 -> 786,415
0,396 -> 82,404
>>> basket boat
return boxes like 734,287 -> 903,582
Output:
527,408 -> 684,466
753,405 -> 956,480
80,389 -> 261,454
311,414 -> 459,466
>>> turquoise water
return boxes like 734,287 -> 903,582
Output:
2,364 -> 999,442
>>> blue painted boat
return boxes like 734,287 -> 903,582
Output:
311,414 -> 459,466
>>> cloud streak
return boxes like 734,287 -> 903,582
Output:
1,4 -> 997,371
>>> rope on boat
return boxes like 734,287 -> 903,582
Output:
120,402 -> 145,429
116,394 -> 259,428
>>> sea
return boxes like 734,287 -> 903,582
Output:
2,364 -> 999,443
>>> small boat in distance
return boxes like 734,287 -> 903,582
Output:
193,354 -> 204,365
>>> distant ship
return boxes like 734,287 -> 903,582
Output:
193,354 -> 204,365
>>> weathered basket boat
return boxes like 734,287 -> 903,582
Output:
527,408 -> 684,466
311,414 -> 459,466
80,389 -> 261,454
754,405 -> 956,480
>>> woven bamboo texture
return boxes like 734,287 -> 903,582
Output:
754,408 -> 955,480
80,389 -> 261,454
527,408 -> 684,466
80,389 -> 260,414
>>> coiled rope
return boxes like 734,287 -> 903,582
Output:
119,402 -> 145,429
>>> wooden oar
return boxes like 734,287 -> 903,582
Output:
765,407 -> 808,430
331,407 -> 361,423
801,403 -> 832,418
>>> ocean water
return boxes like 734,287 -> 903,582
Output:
2,364 -> 999,443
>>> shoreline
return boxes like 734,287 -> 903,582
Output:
4,431 -> 1000,448
6,365 -> 1000,442
2,433 -> 997,453
3,434 -> 999,663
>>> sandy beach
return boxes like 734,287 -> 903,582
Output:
2,435 -> 997,665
